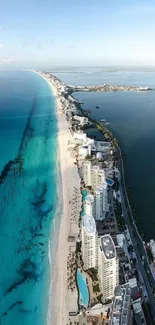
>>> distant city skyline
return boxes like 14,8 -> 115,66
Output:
0,0 -> 155,68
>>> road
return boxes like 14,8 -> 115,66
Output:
116,146 -> 155,319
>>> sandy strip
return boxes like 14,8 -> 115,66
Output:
31,70 -> 81,325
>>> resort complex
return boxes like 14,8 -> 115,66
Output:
34,71 -> 155,325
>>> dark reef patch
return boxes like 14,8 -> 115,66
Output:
5,258 -> 41,296
0,96 -> 37,186
0,301 -> 23,324
0,160 -> 14,184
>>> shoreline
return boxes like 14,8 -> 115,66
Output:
34,71 -> 67,324
32,70 -> 81,325
32,71 -> 64,324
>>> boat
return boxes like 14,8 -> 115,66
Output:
100,119 -> 110,125
96,106 -> 99,109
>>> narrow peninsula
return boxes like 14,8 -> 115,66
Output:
31,70 -> 155,325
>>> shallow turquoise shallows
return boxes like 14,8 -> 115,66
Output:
0,71 -> 59,325
76,269 -> 89,307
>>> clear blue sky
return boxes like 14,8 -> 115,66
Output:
0,0 -> 155,68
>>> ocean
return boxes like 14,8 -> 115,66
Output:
0,71 -> 58,325
53,69 -> 155,242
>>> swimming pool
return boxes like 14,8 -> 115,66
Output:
76,268 -> 89,308
81,190 -> 88,217
81,189 -> 88,201
106,178 -> 114,186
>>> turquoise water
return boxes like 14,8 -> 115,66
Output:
81,190 -> 87,202
0,71 -> 58,324
81,190 -> 88,217
76,269 -> 89,308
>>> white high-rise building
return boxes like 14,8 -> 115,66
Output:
91,167 -> 106,191
110,284 -> 131,325
94,182 -> 108,221
98,169 -> 106,186
81,214 -> 98,269
91,165 -> 100,190
84,194 -> 94,216
98,235 -> 119,302
94,187 -> 103,221
101,182 -> 108,213
82,162 -> 107,206
82,160 -> 92,187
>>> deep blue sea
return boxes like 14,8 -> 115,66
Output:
53,69 -> 155,241
0,71 -> 58,325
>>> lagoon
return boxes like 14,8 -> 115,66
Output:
73,90 -> 155,241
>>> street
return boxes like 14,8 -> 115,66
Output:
116,146 -> 155,319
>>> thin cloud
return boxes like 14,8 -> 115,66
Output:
0,26 -> 3,30
0,44 -> 4,49
0,57 -> 12,63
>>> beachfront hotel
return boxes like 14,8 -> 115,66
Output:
82,161 -> 106,191
84,183 -> 108,222
94,182 -> 108,221
98,235 -> 119,302
110,283 -> 131,325
81,214 -> 98,270
82,161 -> 108,220
94,169 -> 106,191
94,187 -> 104,221
84,194 -> 95,216
82,160 -> 92,187
91,165 -> 100,190
73,115 -> 89,126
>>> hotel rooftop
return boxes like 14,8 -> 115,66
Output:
110,283 -> 131,325
100,234 -> 116,259
83,214 -> 96,236
85,194 -> 94,203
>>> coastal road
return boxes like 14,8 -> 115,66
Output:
116,147 -> 155,319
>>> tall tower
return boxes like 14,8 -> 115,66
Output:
84,194 -> 94,216
91,165 -> 100,190
94,187 -> 103,221
81,214 -> 98,269
98,235 -> 119,302
94,182 -> 108,221
82,160 -> 92,187
98,169 -> 106,185
101,182 -> 108,214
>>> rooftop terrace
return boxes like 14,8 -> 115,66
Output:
85,194 -> 94,204
110,283 -> 131,325
83,214 -> 96,236
100,234 -> 116,259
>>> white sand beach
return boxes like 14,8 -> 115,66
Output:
33,71 -> 81,325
